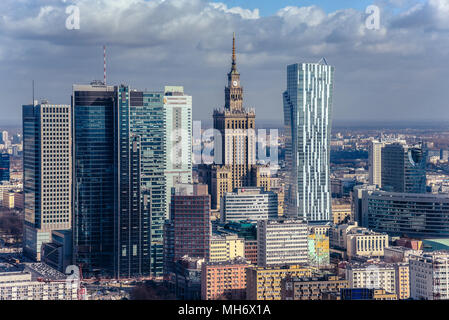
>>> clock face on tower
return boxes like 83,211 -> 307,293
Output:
233,80 -> 238,87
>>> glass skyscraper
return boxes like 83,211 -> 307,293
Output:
0,153 -> 10,182
115,85 -> 166,278
72,83 -> 116,277
283,62 -> 334,222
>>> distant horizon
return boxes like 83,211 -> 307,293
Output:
2,118 -> 449,132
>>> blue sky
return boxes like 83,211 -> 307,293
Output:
212,0 -> 374,15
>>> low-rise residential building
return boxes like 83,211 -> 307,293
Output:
201,258 -> 249,300
246,265 -> 313,300
281,275 -> 348,300
0,271 -> 78,300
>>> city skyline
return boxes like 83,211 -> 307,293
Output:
1,0 -> 449,126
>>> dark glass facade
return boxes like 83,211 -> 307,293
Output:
0,153 -> 10,182
72,86 -> 115,277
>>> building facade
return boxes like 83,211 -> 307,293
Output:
201,258 -> 249,300
381,142 -> 426,193
23,103 -> 72,261
246,265 -> 312,300
220,187 -> 278,222
257,219 -> 308,267
283,62 -> 334,222
164,86 -> 193,219
171,184 -> 211,262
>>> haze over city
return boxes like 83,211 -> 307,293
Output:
1,0 -> 449,126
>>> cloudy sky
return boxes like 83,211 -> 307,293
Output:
1,0 -> 448,126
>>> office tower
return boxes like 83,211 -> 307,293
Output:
369,140 -> 384,187
381,142 -> 426,193
171,184 -> 211,262
409,251 -> 449,300
0,153 -> 10,182
220,187 -> 278,223
22,103 -> 72,261
115,85 -> 167,278
201,258 -> 249,300
354,186 -> 449,238
72,83 -> 115,277
246,265 -> 312,300
164,86 -> 193,219
283,61 -> 334,222
257,219 -> 308,267
213,33 -> 256,192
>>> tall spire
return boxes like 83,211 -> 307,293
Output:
231,32 -> 237,72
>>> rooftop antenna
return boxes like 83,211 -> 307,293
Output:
103,45 -> 107,85
32,80 -> 35,105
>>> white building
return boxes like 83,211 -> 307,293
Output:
257,219 -> 308,267
0,272 -> 78,300
164,86 -> 192,219
409,251 -> 449,300
346,263 -> 397,295
220,187 -> 278,222
283,62 -> 334,222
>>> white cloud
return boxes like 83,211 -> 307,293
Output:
0,0 -> 448,124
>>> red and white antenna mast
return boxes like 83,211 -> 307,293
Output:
103,45 -> 107,85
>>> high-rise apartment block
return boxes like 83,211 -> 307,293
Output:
209,234 -> 245,263
283,62 -> 334,222
23,103 -> 72,261
257,219 -> 308,267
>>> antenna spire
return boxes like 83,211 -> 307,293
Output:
231,32 -> 237,72
103,45 -> 107,85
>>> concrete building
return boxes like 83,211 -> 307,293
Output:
283,61 -> 334,222
246,265 -> 312,300
2,191 -> 14,209
23,102 -> 72,261
345,262 -> 408,299
220,187 -> 278,222
0,272 -> 78,300
354,186 -> 449,238
164,86 -> 193,219
409,251 -> 449,300
257,219 -> 308,267
346,228 -> 389,259
281,275 -> 348,300
201,258 -> 249,300
209,234 -> 245,263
